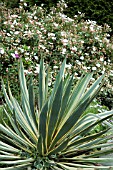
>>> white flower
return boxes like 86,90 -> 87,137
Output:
93,46 -> 96,51
71,46 -> 77,52
92,67 -> 97,71
4,21 -> 7,24
39,45 -> 46,50
11,15 -> 18,18
34,64 -> 40,74
40,27 -> 44,31
36,22 -> 41,26
61,31 -> 66,37
108,59 -> 110,63
33,10 -> 37,15
80,56 -> 84,60
104,61 -> 107,65
10,31 -> 13,34
85,53 -> 89,56
13,20 -> 17,25
64,3 -> 68,8
53,23 -> 59,27
76,60 -> 81,65
24,3 -> 27,6
25,57 -> 29,61
20,48 -> 24,53
82,66 -> 87,70
65,63 -> 72,69
61,48 -> 66,54
7,33 -> 11,36
103,38 -> 109,43
24,70 -> 32,75
0,48 -> 4,54
49,42 -> 53,45
25,24 -> 29,28
74,15 -> 77,18
107,34 -> 110,37
34,16 -> 37,20
48,33 -> 55,37
80,40 -> 84,44
25,52 -> 29,56
101,70 -> 105,74
14,31 -> 19,35
78,11 -> 81,14
95,36 -> 99,40
53,66 -> 58,69
46,49 -> 49,53
103,67 -> 105,71
19,6 -> 22,9
74,72 -> 78,76
59,13 -> 67,19
48,33 -> 56,39
87,19 -> 96,25
34,56 -> 38,60
67,17 -> 74,22
48,81 -> 52,86
61,39 -> 68,46
91,78 -> 95,81
89,25 -> 94,32
28,15 -> 32,19
77,77 -> 81,79
100,57 -> 104,61
96,63 -> 101,67
52,37 -> 56,40
15,51 -> 18,54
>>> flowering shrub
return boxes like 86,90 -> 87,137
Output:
64,0 -> 113,35
0,0 -> 113,107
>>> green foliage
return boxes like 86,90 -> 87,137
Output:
84,100 -> 109,133
64,0 -> 113,34
0,106 -> 3,124
25,0 -> 58,8
0,59 -> 113,169
0,1 -> 113,108
0,0 -> 19,8
0,0 -> 58,8
0,106 -> 11,125
1,0 -> 113,33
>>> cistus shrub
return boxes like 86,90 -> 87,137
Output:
24,0 -> 113,35
1,0 -> 113,34
0,0 -> 113,108
64,0 -> 113,35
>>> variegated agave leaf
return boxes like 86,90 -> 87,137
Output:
0,59 -> 113,170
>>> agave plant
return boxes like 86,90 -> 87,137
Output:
0,59 -> 113,170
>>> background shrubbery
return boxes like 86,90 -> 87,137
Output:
0,0 -> 113,109
1,0 -> 113,33
64,0 -> 113,35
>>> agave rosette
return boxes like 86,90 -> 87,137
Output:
0,59 -> 113,170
